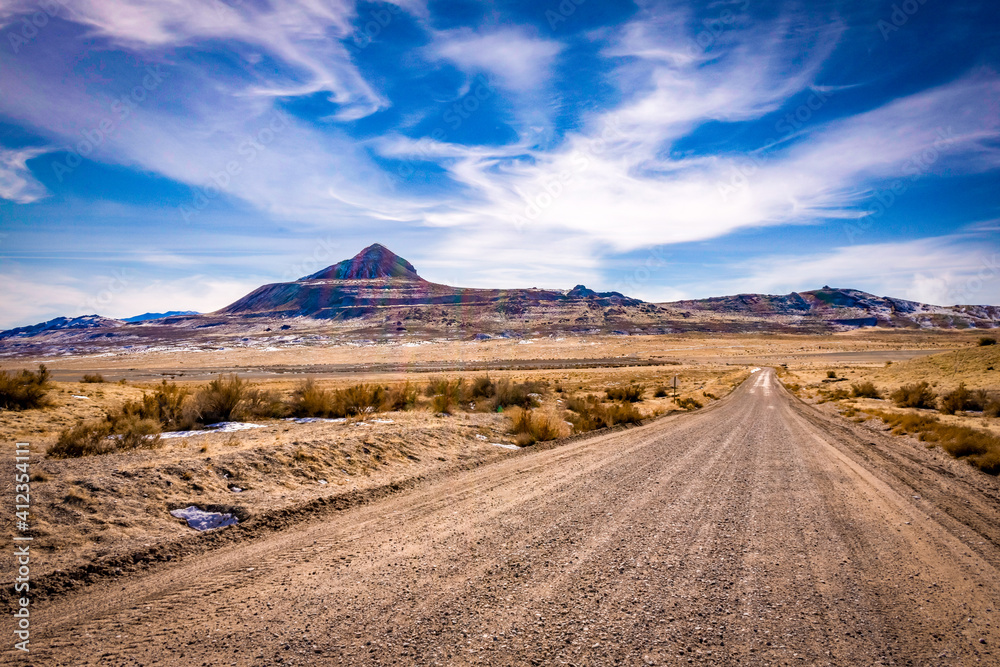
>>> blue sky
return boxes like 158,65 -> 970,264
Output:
0,0 -> 999,328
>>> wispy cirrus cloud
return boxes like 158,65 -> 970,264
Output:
0,147 -> 48,203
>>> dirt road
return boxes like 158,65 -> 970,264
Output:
10,369 -> 1000,665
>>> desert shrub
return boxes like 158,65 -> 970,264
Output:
49,420 -> 115,457
114,381 -> 195,431
470,375 -> 496,399
289,380 -> 387,418
290,379 -> 336,417
850,381 -> 882,399
507,407 -> 565,446
826,370 -> 837,379
604,401 -> 643,425
606,384 -> 644,402
338,383 -> 386,417
112,414 -> 162,450
424,377 -> 455,397
383,382 -> 417,411
565,395 -> 643,432
81,373 -> 105,383
0,364 -> 51,410
192,374 -> 250,423
890,382 -> 937,409
985,395 -> 1000,418
241,386 -> 286,418
425,379 -> 465,414
940,384 -> 989,415
492,379 -> 543,410
431,392 -> 455,414
676,397 -> 702,410
653,386 -> 668,398
48,415 -> 160,458
979,336 -> 997,346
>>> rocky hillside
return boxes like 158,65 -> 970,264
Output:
662,287 -> 1000,329
2,249 -> 998,357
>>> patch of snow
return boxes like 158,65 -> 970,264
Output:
750,367 -> 761,373
229,486 -> 243,493
318,479 -> 328,485
475,434 -> 488,441
205,421 -> 266,432
170,506 -> 238,531
492,443 -> 519,450
72,395 -> 90,399
284,417 -> 347,424
160,421 -> 266,439
371,419 -> 394,424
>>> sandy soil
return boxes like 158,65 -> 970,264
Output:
6,369 -> 999,665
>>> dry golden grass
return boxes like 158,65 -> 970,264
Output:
863,409 -> 1000,475
507,407 -> 568,446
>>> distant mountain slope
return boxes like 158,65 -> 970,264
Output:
123,311 -> 200,323
0,315 -> 123,340
662,287 -> 1000,329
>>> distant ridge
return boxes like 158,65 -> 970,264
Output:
2,246 -> 999,346
123,311 -> 200,323
0,315 -> 123,339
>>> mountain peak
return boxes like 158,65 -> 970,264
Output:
301,243 -> 423,281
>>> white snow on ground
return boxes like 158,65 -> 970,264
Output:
72,395 -> 90,399
159,422 -> 267,439
492,443 -> 519,450
371,419 -> 394,424
284,417 -> 347,424
751,367 -> 761,373
475,434 -> 488,441
170,506 -> 238,531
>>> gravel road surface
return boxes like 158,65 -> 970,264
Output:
10,369 -> 1000,665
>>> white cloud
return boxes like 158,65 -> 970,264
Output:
0,0 -> 397,120
428,28 -> 563,92
0,147 -> 48,203
0,269 -> 260,328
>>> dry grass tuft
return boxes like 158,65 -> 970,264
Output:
507,407 -> 567,446
290,379 -> 388,418
81,373 -> 106,383
605,385 -> 644,402
675,396 -> 703,410
48,416 -> 161,458
565,395 -> 643,431
865,409 -> 1000,475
